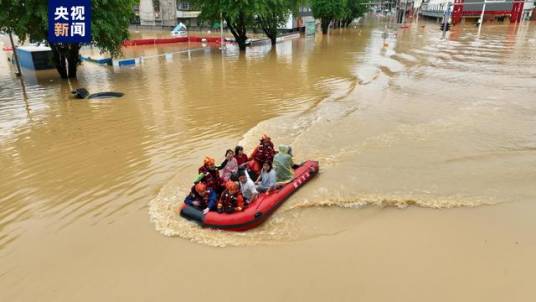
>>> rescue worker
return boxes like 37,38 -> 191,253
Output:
184,182 -> 218,214
198,156 -> 223,193
217,181 -> 245,213
248,134 -> 276,176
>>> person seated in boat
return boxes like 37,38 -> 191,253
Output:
218,149 -> 238,182
273,145 -> 300,183
255,161 -> 276,193
184,182 -> 218,214
248,134 -> 276,177
234,145 -> 249,168
198,156 -> 223,193
238,168 -> 258,204
217,181 -> 245,213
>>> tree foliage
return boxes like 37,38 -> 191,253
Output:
341,0 -> 366,27
310,0 -> 366,34
194,0 -> 299,49
310,0 -> 345,34
0,0 -> 135,78
193,0 -> 256,51
255,0 -> 293,45
92,0 -> 136,57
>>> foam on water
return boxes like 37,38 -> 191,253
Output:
148,176 -> 498,247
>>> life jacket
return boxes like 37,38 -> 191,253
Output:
252,140 -> 275,164
188,186 -> 213,209
198,165 -> 223,191
218,189 -> 245,213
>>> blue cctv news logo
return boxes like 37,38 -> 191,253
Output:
48,0 -> 92,43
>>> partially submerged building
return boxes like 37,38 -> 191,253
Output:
138,0 -> 178,26
420,0 -> 533,24
397,0 -> 416,23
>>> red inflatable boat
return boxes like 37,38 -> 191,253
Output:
180,160 -> 319,231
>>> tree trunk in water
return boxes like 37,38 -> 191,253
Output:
321,19 -> 331,34
225,18 -> 248,51
66,44 -> 80,78
49,44 -> 80,79
259,19 -> 277,46
50,44 -> 68,79
237,37 -> 247,51
263,28 -> 277,45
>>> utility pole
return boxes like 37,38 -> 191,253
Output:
8,31 -> 22,77
478,0 -> 487,36
402,0 -> 409,23
442,2 -> 452,39
397,0 -> 401,23
220,11 -> 225,50
396,0 -> 400,23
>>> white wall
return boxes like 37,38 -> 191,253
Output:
139,0 -> 155,25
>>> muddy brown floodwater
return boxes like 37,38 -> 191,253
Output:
1,18 -> 536,301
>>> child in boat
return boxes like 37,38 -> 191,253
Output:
184,182 -> 218,214
248,134 -> 276,176
219,149 -> 238,181
255,161 -> 276,193
217,181 -> 245,213
238,168 -> 258,204
234,145 -> 249,168
198,156 -> 223,193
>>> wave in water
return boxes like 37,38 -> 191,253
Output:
148,176 -> 497,247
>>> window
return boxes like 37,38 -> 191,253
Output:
177,1 -> 190,10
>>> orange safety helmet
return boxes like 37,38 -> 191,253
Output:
225,180 -> 239,193
195,182 -> 207,194
203,156 -> 215,167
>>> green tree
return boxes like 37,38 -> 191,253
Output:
341,0 -> 366,27
310,0 -> 346,34
255,0 -> 296,45
0,0 -> 135,79
193,0 -> 256,51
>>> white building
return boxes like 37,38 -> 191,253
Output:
139,0 -> 177,26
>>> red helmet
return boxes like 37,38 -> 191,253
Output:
225,180 -> 238,193
195,182 -> 207,194
203,156 -> 215,167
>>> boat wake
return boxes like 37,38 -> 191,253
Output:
148,175 -> 497,247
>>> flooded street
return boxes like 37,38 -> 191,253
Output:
1,19 -> 536,301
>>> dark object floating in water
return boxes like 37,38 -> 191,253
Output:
72,88 -> 124,100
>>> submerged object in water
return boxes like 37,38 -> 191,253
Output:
180,160 -> 319,231
171,22 -> 188,36
72,88 -> 124,100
